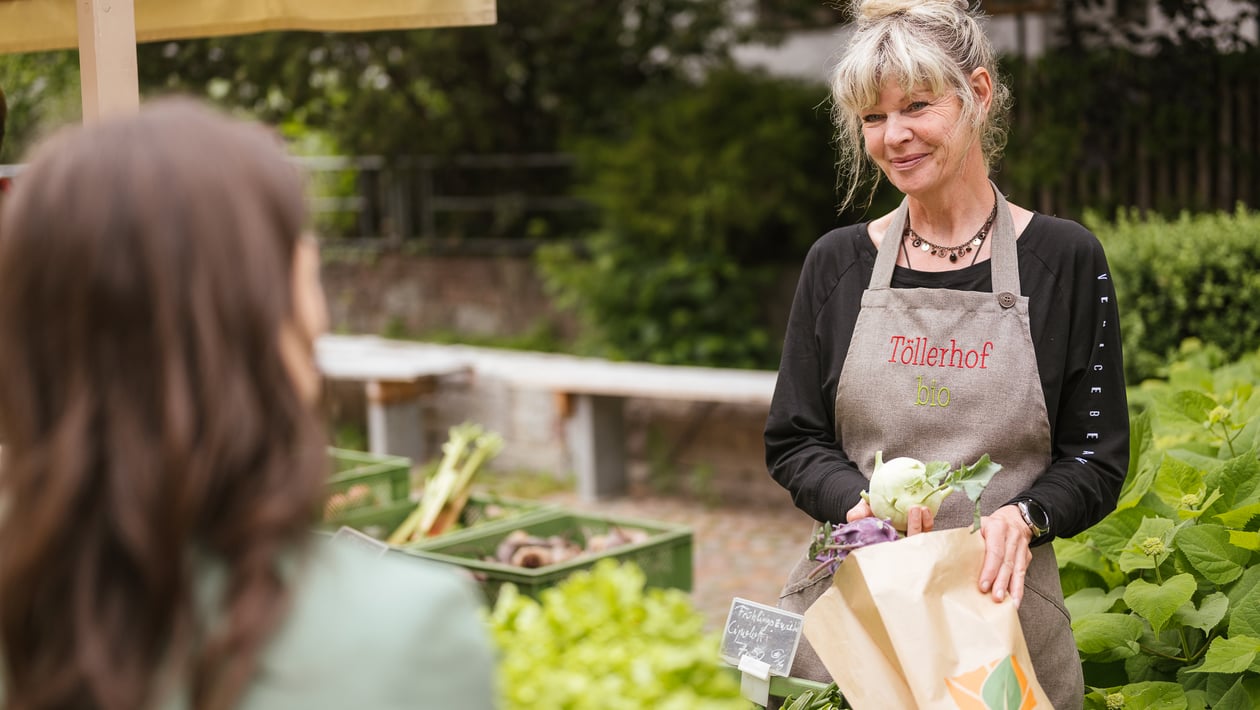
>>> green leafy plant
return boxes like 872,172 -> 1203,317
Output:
486,559 -> 746,709
537,68 -> 839,369
781,682 -> 846,709
1091,207 -> 1260,384
1057,347 -> 1260,709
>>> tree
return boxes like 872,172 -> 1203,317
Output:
0,50 -> 80,162
1055,0 -> 1258,52
137,0 -> 753,157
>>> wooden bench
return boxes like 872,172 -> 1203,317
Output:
315,335 -> 471,464
317,335 -> 779,501
469,351 -> 777,500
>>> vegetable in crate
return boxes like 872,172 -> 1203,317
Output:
781,682 -> 846,710
860,451 -> 1001,531
493,529 -> 583,568
322,483 -> 373,519
387,423 -> 503,544
492,526 -> 651,569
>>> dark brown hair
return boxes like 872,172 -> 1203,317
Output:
0,99 -> 327,710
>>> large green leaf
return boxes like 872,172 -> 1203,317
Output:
1067,587 -> 1127,618
1118,411 -> 1157,509
1116,681 -> 1188,709
1175,524 -> 1251,585
1152,455 -> 1208,511
1176,663 -> 1212,698
1166,448 -> 1227,474
1119,518 -> 1177,573
1123,652 -> 1165,684
1227,582 -> 1260,638
1203,453 -> 1260,518
1172,592 -> 1230,633
1206,672 -> 1245,707
1084,681 -> 1187,710
1054,538 -> 1127,587
1185,635 -> 1260,674
1228,530 -> 1260,550
1164,390 -> 1218,426
1211,677 -> 1260,710
1227,565 -> 1260,608
1073,613 -> 1144,661
1124,574 -> 1197,634
1211,501 -> 1260,529
1086,507 -> 1158,564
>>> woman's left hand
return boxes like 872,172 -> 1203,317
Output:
978,505 -> 1033,606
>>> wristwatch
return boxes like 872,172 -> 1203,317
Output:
1015,499 -> 1051,541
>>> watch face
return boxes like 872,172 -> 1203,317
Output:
1022,501 -> 1049,533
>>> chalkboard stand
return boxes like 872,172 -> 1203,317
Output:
738,655 -> 773,706
719,597 -> 805,706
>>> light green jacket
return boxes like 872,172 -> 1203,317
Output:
200,539 -> 498,710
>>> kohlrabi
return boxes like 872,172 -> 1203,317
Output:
860,451 -> 1002,532
807,517 -> 900,579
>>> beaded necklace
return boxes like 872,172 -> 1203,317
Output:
903,195 -> 999,266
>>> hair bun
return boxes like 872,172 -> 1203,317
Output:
854,0 -> 969,22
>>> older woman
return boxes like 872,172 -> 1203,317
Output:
765,1 -> 1128,707
0,100 -> 496,710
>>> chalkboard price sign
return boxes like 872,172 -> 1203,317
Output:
719,597 -> 804,676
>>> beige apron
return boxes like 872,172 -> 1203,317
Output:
777,184 -> 1083,709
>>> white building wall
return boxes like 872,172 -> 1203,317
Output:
733,1 -> 1254,84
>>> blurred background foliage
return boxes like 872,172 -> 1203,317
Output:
1,0 -> 1258,372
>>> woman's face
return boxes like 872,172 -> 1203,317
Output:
281,236 -> 329,403
859,71 -> 989,199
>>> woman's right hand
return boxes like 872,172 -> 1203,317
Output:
846,499 -> 934,535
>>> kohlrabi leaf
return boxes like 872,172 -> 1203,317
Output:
923,460 -> 952,486
943,454 -> 1003,502
936,454 -> 1002,530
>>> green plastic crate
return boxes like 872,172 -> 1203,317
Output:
720,667 -> 841,708
769,676 -> 841,707
324,447 -> 412,516
322,493 -> 556,542
399,510 -> 693,602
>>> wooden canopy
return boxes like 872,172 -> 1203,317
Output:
0,0 -> 496,120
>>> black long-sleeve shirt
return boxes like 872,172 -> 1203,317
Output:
764,213 -> 1129,543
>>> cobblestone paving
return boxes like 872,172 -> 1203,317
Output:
541,490 -> 814,631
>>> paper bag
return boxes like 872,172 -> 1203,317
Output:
803,527 -> 1050,710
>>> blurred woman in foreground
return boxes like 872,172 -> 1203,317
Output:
0,99 -> 496,710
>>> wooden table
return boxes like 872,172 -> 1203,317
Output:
315,335 -> 471,464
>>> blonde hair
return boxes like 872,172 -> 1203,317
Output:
830,0 -> 1012,211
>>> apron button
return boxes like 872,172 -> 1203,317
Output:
998,292 -> 1017,309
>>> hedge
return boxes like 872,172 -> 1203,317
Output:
1091,206 -> 1260,384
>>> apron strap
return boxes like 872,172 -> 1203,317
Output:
869,180 -> 1021,296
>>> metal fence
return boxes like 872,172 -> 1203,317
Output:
295,152 -> 594,246
1002,56 -> 1260,219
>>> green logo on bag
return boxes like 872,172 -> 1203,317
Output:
945,655 -> 1036,710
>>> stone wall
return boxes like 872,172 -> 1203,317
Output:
320,248 -> 577,341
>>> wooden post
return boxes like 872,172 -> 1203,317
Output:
77,0 -> 140,122
1217,78 -> 1233,211
366,379 -> 433,464
565,393 -> 628,501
